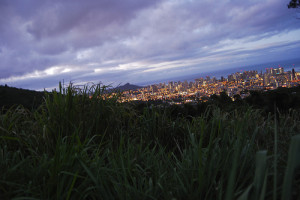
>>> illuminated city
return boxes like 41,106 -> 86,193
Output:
117,67 -> 300,103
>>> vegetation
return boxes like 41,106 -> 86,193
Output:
0,85 -> 45,111
288,0 -> 300,9
0,83 -> 300,199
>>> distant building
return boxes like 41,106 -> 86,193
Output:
292,68 -> 296,80
279,67 -> 284,74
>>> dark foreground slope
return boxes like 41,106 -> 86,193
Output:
0,84 -> 299,199
0,85 -> 45,110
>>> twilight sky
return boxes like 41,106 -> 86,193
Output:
0,0 -> 300,90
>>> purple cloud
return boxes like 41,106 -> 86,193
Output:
0,0 -> 300,90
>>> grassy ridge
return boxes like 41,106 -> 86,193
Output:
0,85 -> 45,111
0,84 -> 299,199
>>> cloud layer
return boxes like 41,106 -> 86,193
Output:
0,0 -> 300,90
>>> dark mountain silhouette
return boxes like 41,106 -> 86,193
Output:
112,83 -> 143,92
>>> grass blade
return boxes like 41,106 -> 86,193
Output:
281,134 -> 300,200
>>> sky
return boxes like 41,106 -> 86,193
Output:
0,0 -> 300,91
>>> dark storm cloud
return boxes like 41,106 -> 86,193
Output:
0,0 -> 299,90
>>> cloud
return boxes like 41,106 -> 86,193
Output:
0,0 -> 300,90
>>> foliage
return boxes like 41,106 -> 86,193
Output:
288,0 -> 300,8
244,86 -> 300,113
0,83 -> 300,199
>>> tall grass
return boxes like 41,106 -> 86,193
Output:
0,83 -> 299,199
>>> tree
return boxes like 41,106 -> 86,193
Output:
288,0 -> 300,8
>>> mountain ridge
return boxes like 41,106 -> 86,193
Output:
111,83 -> 143,92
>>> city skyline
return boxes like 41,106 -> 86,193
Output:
1,0 -> 300,90
119,65 -> 300,103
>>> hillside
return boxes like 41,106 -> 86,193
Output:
112,83 -> 143,91
0,85 -> 45,110
0,84 -> 299,199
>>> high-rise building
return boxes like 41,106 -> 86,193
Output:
292,68 -> 296,80
263,74 -> 270,86
228,74 -> 234,82
279,67 -> 284,74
